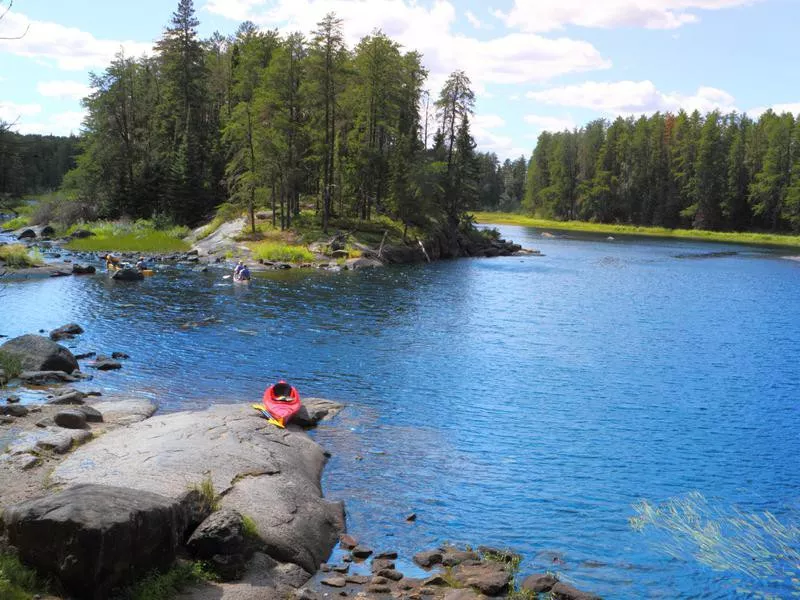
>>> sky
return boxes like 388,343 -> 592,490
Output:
1,0 -> 800,160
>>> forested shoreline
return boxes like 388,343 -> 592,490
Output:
523,111 -> 800,233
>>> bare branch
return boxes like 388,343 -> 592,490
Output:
0,0 -> 29,40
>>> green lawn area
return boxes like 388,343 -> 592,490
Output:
471,211 -> 800,249
64,220 -> 191,252
0,244 -> 43,267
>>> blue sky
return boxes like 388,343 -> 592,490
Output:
1,0 -> 799,159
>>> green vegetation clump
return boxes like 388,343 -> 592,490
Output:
64,219 -> 190,252
0,552 -> 42,600
241,514 -> 259,540
472,211 -> 800,249
192,476 -> 219,513
0,244 -> 43,268
0,351 -> 23,380
249,241 -> 314,263
0,216 -> 29,230
122,561 -> 219,600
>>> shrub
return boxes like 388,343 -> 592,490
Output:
250,242 -> 314,263
0,216 -> 29,230
0,244 -> 43,268
0,552 -> 41,600
0,351 -> 22,380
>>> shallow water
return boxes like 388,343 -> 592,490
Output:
1,227 -> 799,598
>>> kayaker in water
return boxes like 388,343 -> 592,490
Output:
233,261 -> 251,281
105,253 -> 120,269
135,256 -> 147,271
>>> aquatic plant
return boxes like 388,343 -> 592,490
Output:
631,491 -> 800,588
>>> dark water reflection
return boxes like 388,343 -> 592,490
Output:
1,227 -> 799,598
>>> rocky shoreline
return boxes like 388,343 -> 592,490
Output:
0,218 -> 541,279
1,329 -> 600,599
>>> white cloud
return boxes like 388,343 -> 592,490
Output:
0,101 -> 42,124
527,80 -> 737,115
14,110 -> 87,136
0,12 -> 153,71
37,80 -> 93,101
465,10 -> 482,28
473,114 -> 506,129
524,114 -> 576,131
206,0 -> 610,92
748,102 -> 800,118
496,0 -> 761,32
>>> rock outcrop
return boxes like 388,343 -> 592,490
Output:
51,404 -> 345,575
0,334 -> 79,373
3,484 -> 193,599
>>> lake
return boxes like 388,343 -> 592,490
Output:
1,225 -> 799,598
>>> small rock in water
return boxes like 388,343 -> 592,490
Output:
351,545 -> 373,559
405,512 -> 417,522
74,352 -> 96,360
6,395 -> 21,404
91,359 -> 122,370
111,352 -> 129,359
339,533 -> 358,550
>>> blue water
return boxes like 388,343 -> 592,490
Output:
2,226 -> 800,598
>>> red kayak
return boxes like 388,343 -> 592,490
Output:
261,381 -> 302,427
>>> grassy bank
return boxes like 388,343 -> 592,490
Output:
471,212 -> 800,249
0,244 -> 43,268
249,241 -> 315,263
0,552 -> 44,600
64,220 -> 190,253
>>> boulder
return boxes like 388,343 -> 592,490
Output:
54,409 -> 87,429
111,351 -> 130,359
112,268 -> 144,281
91,359 -> 122,370
3,484 -> 191,599
0,404 -> 29,417
451,561 -> 511,596
351,545 -> 373,559
186,509 -> 249,560
77,406 -> 103,423
345,257 -> 383,270
71,264 -> 96,275
91,399 -> 157,425
52,404 -> 345,575
1,334 -> 79,373
71,229 -> 95,239
550,582 -> 602,600
292,398 -> 344,428
47,389 -> 86,405
442,548 -> 480,566
413,550 -> 443,568
339,533 -> 358,549
444,589 -> 486,600
522,573 -> 558,593
49,323 -> 84,341
16,228 -> 36,239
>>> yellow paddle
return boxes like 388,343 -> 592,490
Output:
251,403 -> 285,428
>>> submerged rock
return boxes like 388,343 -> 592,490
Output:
49,323 -> 84,341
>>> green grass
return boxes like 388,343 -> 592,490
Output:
122,561 -> 219,600
0,351 -> 22,380
0,216 -> 30,230
63,219 -> 190,252
0,244 -> 43,268
249,241 -> 315,263
0,552 -> 42,600
471,211 -> 800,249
241,514 -> 259,540
192,476 -> 219,513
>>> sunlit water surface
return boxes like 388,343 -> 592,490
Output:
1,226 -> 799,598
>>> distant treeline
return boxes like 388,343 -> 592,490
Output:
523,110 -> 800,232
0,131 -> 78,200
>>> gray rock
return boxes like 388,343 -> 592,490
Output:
321,575 -> 347,587
414,550 -> 443,568
35,428 -> 91,453
91,399 -> 157,425
19,370 -> 79,384
442,549 -> 480,566
452,561 -> 511,596
0,415 -> 14,424
49,323 -> 84,341
374,550 -> 398,559
74,352 -> 96,360
345,574 -> 370,584
187,509 -> 249,561
345,257 -> 383,270
1,334 -> 79,373
77,405 -> 103,423
376,568 -> 404,581
71,229 -> 95,239
47,389 -> 86,405
6,394 -> 21,403
17,228 -> 36,239
339,533 -> 358,549
91,359 -> 122,370
550,582 -> 602,600
3,483 -> 191,599
54,410 -> 87,429
112,268 -> 144,281
52,404 -> 345,575
351,545 -> 373,559
0,404 -> 29,417
522,573 -> 558,593
111,351 -> 130,359
291,399 -> 344,428
444,589 -> 486,600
